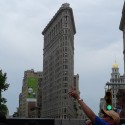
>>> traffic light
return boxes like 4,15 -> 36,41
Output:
105,90 -> 112,110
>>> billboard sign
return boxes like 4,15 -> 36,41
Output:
26,76 -> 38,101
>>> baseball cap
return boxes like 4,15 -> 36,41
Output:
101,109 -> 120,125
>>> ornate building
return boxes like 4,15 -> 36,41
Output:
105,63 -> 125,109
41,3 -> 81,119
99,63 -> 125,117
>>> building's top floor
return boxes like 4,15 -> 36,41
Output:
42,3 -> 76,35
23,69 -> 43,80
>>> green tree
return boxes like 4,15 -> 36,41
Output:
0,70 -> 9,115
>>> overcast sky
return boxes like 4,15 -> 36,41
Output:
0,0 -> 124,116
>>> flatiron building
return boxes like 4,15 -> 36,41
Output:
41,3 -> 79,119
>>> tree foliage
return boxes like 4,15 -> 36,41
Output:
0,70 -> 9,115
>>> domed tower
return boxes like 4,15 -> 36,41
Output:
106,62 -> 121,109
104,60 -> 125,115
110,63 -> 120,82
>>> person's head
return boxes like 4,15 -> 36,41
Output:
101,109 -> 120,125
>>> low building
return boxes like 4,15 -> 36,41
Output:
19,69 -> 42,118
99,98 -> 106,117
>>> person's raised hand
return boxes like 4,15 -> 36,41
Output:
68,90 -> 80,100
86,119 -> 92,125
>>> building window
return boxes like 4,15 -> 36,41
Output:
63,59 -> 68,63
65,36 -> 67,40
50,32 -> 52,40
63,77 -> 68,81
61,19 -> 62,29
54,27 -> 55,36
56,24 -> 57,34
64,108 -> 66,113
63,71 -> 68,75
58,22 -> 60,31
63,65 -> 68,69
64,29 -> 68,34
64,83 -> 68,87
65,23 -> 67,27
63,53 -> 67,57
65,16 -> 68,21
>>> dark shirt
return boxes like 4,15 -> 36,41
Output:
93,116 -> 110,125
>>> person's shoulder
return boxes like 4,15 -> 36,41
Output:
93,116 -> 110,125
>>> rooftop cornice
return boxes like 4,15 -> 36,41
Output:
42,3 -> 76,35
